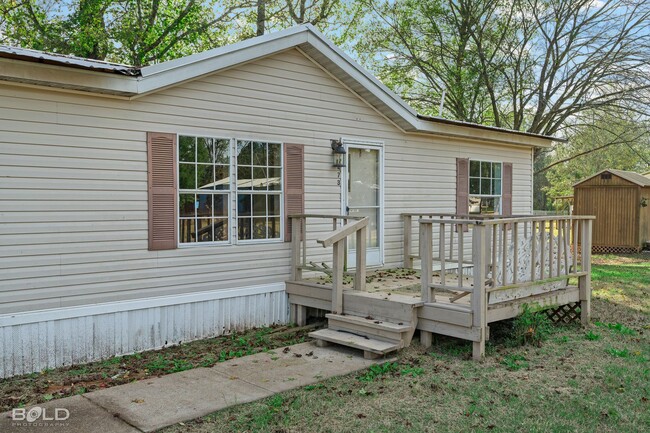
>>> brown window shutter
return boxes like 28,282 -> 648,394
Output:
456,158 -> 469,231
147,132 -> 178,250
284,143 -> 305,242
502,162 -> 513,216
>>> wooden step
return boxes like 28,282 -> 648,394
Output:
325,313 -> 411,343
309,328 -> 400,358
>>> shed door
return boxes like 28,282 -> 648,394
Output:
342,143 -> 383,267
576,186 -> 637,247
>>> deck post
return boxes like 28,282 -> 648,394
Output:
291,217 -> 302,281
403,214 -> 413,268
332,239 -> 345,314
471,223 -> 487,361
419,220 -> 434,348
579,219 -> 593,325
354,226 -> 367,291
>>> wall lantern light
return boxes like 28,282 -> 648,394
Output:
331,139 -> 346,168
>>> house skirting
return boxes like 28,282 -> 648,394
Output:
0,283 -> 288,378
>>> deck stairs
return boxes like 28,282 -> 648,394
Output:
309,291 -> 423,359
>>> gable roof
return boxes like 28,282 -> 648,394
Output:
574,169 -> 650,187
0,25 -> 557,147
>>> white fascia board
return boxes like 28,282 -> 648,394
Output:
0,58 -> 138,95
414,118 -> 554,148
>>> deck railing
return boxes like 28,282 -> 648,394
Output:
418,214 -> 594,359
289,214 -> 368,314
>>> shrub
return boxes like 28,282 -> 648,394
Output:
512,304 -> 554,346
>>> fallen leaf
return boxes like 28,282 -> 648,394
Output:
132,399 -> 145,404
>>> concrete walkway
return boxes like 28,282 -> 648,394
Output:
1,342 -> 390,432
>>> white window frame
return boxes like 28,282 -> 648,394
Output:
234,138 -> 284,244
469,159 -> 503,215
177,134 -> 232,247
176,135 -> 284,247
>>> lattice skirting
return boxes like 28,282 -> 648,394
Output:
592,245 -> 641,254
545,302 -> 581,324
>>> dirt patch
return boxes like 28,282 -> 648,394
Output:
0,324 -> 317,412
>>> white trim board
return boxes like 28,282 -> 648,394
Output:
0,282 -> 286,327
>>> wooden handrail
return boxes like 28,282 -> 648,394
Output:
289,214 -> 363,220
317,217 -> 369,248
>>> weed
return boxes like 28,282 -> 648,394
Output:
400,366 -> 425,377
512,304 -> 554,346
501,354 -> 529,371
358,362 -> 399,382
595,322 -> 636,336
585,331 -> 601,341
606,348 -> 630,358
303,384 -> 325,391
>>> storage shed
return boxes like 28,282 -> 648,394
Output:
573,169 -> 650,253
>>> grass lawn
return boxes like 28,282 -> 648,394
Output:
162,254 -> 650,433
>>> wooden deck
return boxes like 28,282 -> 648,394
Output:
288,214 -> 593,360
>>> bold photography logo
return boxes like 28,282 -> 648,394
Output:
11,406 -> 70,425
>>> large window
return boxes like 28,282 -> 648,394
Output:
236,140 -> 282,241
178,135 -> 283,245
469,160 -> 502,214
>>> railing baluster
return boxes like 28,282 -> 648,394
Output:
549,219 -> 554,277
291,217 -> 302,281
491,224 -> 498,284
501,223 -> 507,286
354,225 -> 367,291
440,222 -> 446,286
458,224 -> 464,289
531,220 -> 537,282
449,220 -> 454,261
563,219 -> 570,274
403,214 -> 412,268
302,217 -> 307,269
557,218 -> 563,277
573,219 -> 579,272
513,222 -> 519,284
332,239 -> 344,314
540,220 -> 546,280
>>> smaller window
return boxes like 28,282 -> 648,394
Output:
469,160 -> 502,215
600,172 -> 612,180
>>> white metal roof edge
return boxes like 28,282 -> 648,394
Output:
0,24 -> 557,147
573,168 -> 650,187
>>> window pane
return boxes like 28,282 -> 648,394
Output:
470,160 -> 480,177
268,195 -> 280,216
267,168 -> 282,191
197,194 -> 212,217
179,194 -> 196,218
237,141 -> 252,165
348,207 -> 379,248
214,165 -> 230,190
197,164 -> 214,190
253,194 -> 266,216
214,194 -> 228,217
268,217 -> 281,239
481,178 -> 492,195
493,163 -> 502,179
492,179 -> 501,195
268,143 -> 281,166
237,166 -> 252,190
214,139 -> 230,165
253,167 -> 268,190
253,141 -> 267,166
481,161 -> 491,178
179,218 -> 196,243
179,136 -> 195,162
237,194 -> 252,216
481,197 -> 499,214
469,178 -> 480,194
197,218 -> 214,242
214,218 -> 228,241
348,148 -> 379,207
197,137 -> 213,163
253,217 -> 267,239
179,163 -> 195,190
238,218 -> 252,240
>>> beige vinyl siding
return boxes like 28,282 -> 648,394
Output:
0,48 -> 533,314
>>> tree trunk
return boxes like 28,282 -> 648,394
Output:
256,0 -> 266,36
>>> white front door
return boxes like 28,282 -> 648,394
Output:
343,142 -> 383,267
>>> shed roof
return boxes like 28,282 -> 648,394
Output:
0,25 -> 557,147
574,169 -> 650,187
